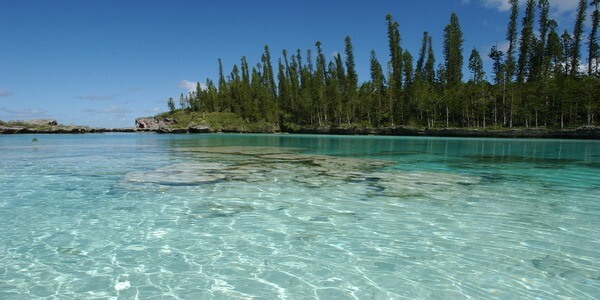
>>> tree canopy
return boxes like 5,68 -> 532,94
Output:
170,2 -> 599,130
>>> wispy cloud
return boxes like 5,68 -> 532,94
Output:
550,0 -> 580,15
144,107 -> 162,114
76,95 -> 115,101
178,80 -> 204,93
82,105 -> 132,114
0,90 -> 14,97
0,107 -> 46,119
481,0 -> 580,14
481,0 -> 511,12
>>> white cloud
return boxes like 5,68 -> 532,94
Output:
578,58 -> 598,75
76,95 -> 115,101
178,80 -> 204,93
0,90 -> 14,97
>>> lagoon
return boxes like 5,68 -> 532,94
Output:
1,133 -> 599,299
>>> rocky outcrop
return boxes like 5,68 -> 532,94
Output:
188,125 -> 210,133
135,117 -> 176,130
19,119 -> 58,126
134,117 -> 212,133
156,126 -> 188,134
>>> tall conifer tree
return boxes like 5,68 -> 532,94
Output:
589,0 -> 600,76
443,12 -> 464,86
570,0 -> 587,77
506,0 -> 519,83
517,0 -> 536,83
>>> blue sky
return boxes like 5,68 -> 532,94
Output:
0,0 -> 584,128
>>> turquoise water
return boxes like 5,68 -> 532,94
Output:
1,133 -> 599,299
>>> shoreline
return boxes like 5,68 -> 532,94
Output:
1,124 -> 599,140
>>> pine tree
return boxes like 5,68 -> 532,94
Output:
589,0 -> 600,76
326,60 -> 342,125
424,35 -> 436,84
468,48 -> 484,83
262,45 -> 277,97
570,0 -> 587,78
167,97 -> 175,112
277,57 -> 291,124
386,14 -> 403,124
344,36 -> 358,124
205,79 -> 218,112
517,0 -> 536,83
506,0 -> 519,83
562,31 -> 573,77
468,48 -> 486,126
315,41 -> 328,125
241,56 -> 250,86
489,46 -> 504,85
369,50 -> 386,126
260,46 -> 278,123
403,50 -> 414,88
489,45 -> 505,125
443,12 -> 464,86
546,20 -> 564,79
217,58 -> 227,112
416,32 -> 429,81
402,50 -> 414,121
531,0 -> 550,81
443,12 -> 464,127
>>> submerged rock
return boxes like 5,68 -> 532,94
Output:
124,162 -> 226,186
371,171 -> 481,198
186,201 -> 255,219
531,254 -> 600,282
120,145 -> 481,202
176,146 -> 303,155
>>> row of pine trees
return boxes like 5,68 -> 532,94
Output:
168,0 -> 600,129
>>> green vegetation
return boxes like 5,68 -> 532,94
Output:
156,111 -> 279,132
163,2 -> 600,131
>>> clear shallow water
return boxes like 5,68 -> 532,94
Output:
0,133 -> 599,299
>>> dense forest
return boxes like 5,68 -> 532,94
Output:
166,0 -> 599,130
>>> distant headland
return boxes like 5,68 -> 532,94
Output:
0,119 -> 139,134
133,113 -> 600,139
1,116 -> 599,139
